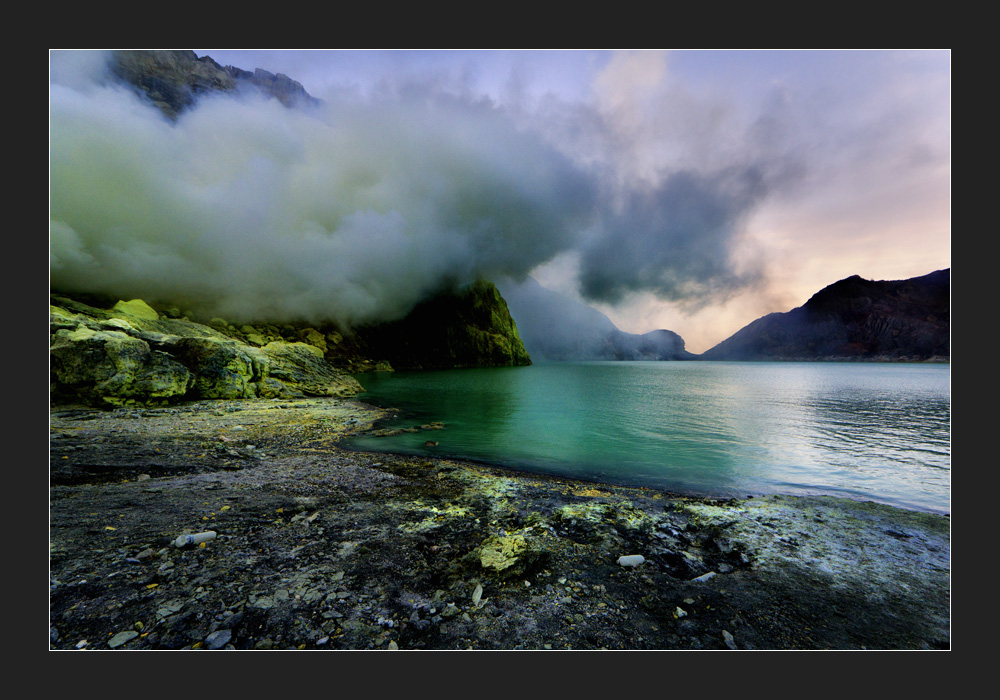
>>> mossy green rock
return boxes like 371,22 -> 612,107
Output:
356,279 -> 532,370
50,295 -> 363,406
50,326 -> 193,406
477,531 -> 549,578
111,298 -> 159,321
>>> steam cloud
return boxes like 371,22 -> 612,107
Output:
577,167 -> 769,309
49,51 -> 781,328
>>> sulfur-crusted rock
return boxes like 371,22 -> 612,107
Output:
111,298 -> 160,321
298,328 -> 328,353
260,341 -> 363,397
50,326 -> 193,406
477,532 -> 549,578
169,337 -> 264,399
50,295 -> 363,406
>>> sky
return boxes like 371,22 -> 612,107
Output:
50,49 -> 950,353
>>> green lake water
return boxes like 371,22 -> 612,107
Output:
345,361 -> 951,514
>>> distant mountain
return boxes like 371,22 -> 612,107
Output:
700,269 -> 950,362
497,276 -> 696,361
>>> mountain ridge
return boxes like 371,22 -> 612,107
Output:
700,269 -> 950,362
108,50 -> 320,118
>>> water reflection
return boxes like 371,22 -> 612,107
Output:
348,362 -> 950,513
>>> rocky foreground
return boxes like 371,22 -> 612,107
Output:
49,397 -> 950,651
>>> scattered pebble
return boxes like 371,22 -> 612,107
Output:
723,630 -> 737,650
205,629 -> 232,649
108,630 -> 138,648
618,554 -> 645,567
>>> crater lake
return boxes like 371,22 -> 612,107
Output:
345,361 -> 950,514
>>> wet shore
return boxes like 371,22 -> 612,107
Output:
49,397 -> 950,650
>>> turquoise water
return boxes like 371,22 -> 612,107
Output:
345,362 -> 951,514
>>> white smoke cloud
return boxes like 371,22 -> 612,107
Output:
50,50 -> 947,343
49,53 -> 595,326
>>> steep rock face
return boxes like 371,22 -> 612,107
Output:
50,295 -> 362,407
223,65 -> 321,109
108,50 -> 237,118
497,276 -> 695,361
108,50 -> 319,119
700,269 -> 950,361
352,279 -> 532,370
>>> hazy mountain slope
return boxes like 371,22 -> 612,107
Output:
497,276 -> 695,361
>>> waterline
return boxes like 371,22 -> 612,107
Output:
346,362 -> 951,514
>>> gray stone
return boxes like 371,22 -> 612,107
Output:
205,629 -> 232,650
108,630 -> 139,648
618,554 -> 645,567
723,630 -> 737,650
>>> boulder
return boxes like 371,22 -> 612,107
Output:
261,341 -> 363,397
618,554 -> 646,567
477,532 -> 549,578
111,299 -> 159,321
169,337 -> 264,399
50,326 -> 193,406
298,328 -> 328,353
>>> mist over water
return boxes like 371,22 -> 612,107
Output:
346,362 -> 951,514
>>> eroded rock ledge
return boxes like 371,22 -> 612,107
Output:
51,280 -> 531,407
50,295 -> 363,407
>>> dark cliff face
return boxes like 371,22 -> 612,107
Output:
352,280 -> 532,370
108,50 -> 319,119
700,269 -> 950,361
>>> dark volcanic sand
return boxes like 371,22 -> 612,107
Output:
49,398 -> 950,651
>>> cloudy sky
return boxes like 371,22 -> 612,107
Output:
50,50 -> 950,353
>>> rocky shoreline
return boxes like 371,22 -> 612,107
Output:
49,397 -> 950,651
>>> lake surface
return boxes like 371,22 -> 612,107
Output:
345,362 -> 951,514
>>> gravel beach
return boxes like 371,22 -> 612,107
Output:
49,397 -> 950,651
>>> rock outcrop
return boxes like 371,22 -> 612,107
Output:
700,269 -> 950,362
108,50 -> 320,119
50,280 -> 532,406
351,279 -> 532,370
50,294 -> 362,407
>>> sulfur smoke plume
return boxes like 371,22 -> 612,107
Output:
49,51 -> 779,329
